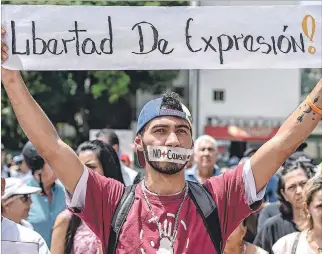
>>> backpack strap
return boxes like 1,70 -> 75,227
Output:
290,232 -> 301,254
187,181 -> 223,254
106,184 -> 137,254
107,181 -> 222,254
133,172 -> 144,185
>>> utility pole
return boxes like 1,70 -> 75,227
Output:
189,0 -> 200,140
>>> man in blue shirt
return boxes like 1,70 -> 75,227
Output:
22,141 -> 66,248
265,173 -> 279,202
185,135 -> 221,183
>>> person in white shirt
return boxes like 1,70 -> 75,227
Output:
1,178 -> 50,254
272,175 -> 322,254
1,177 -> 41,229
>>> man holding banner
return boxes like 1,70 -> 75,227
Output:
2,22 -> 322,254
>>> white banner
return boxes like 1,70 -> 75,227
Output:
1,4 -> 321,70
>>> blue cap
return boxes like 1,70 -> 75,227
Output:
136,97 -> 192,134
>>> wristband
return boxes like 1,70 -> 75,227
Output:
305,96 -> 322,115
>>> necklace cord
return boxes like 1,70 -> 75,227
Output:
142,181 -> 189,247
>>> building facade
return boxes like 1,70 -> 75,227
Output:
135,0 -> 321,162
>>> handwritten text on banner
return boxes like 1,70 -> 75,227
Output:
1,4 -> 321,70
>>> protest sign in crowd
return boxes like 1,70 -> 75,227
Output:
1,3 -> 322,254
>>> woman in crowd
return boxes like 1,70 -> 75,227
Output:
2,177 -> 41,229
272,175 -> 322,254
51,140 -> 125,254
224,218 -> 268,254
254,160 -> 316,253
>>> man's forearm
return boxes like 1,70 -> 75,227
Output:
2,71 -> 60,157
275,79 -> 322,153
252,78 -> 322,192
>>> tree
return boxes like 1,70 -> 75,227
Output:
1,1 -> 187,150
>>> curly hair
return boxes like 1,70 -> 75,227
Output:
276,160 -> 316,219
160,90 -> 183,111
300,175 -> 322,230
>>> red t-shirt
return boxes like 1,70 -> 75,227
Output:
71,164 -> 261,254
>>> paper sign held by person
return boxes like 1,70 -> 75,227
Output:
2,241 -> 39,254
1,4 -> 321,70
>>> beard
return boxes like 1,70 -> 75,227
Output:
142,142 -> 187,175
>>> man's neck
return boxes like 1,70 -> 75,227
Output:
224,240 -> 244,254
3,214 -> 20,224
43,184 -> 53,202
43,183 -> 53,194
145,167 -> 185,195
197,166 -> 213,183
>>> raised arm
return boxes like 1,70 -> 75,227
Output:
251,78 -> 322,192
1,27 -> 82,193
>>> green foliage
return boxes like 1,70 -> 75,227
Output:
90,71 -> 130,102
1,0 -> 187,151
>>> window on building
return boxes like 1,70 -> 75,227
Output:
213,90 -> 225,102
173,87 -> 184,97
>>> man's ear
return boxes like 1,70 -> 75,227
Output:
33,170 -> 41,183
112,144 -> 119,153
1,202 -> 8,212
240,224 -> 247,238
135,136 -> 143,152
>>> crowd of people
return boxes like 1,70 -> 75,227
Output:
1,130 -> 140,253
2,130 -> 322,254
1,25 -> 322,254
